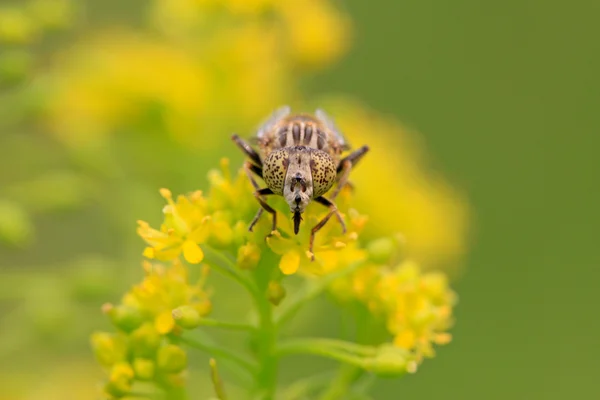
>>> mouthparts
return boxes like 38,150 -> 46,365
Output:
293,211 -> 302,235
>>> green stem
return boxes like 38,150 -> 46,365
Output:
275,338 -> 373,367
275,260 -> 365,327
178,335 -> 256,373
199,318 -> 256,332
254,295 -> 278,400
277,337 -> 378,357
317,365 -> 362,400
281,371 -> 334,400
202,245 -> 262,305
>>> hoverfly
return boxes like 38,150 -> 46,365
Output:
232,106 -> 369,260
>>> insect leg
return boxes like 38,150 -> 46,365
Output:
331,145 -> 369,200
248,208 -> 264,231
331,159 -> 351,200
336,145 -> 369,174
249,187 -> 278,234
243,161 -> 263,190
309,196 -> 346,261
315,196 -> 346,233
232,134 -> 263,167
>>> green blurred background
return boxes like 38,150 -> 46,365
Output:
327,1 -> 598,399
0,0 -> 597,399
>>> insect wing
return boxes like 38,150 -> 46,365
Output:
315,108 -> 351,150
256,105 -> 291,139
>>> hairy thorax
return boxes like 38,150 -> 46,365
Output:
258,114 -> 346,163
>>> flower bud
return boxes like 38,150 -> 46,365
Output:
209,219 -> 233,247
157,344 -> 187,373
364,344 -> 416,377
105,362 -> 134,398
163,371 -> 187,388
366,237 -> 397,264
130,323 -> 161,357
133,358 -> 155,380
172,305 -> 201,329
106,304 -> 144,333
90,332 -> 126,367
267,280 -> 286,306
195,299 -> 212,316
237,242 -> 261,270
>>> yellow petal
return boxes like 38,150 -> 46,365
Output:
279,250 -> 301,275
266,231 -> 293,255
155,310 -> 175,335
142,247 -> 155,259
182,240 -> 204,264
394,330 -> 416,350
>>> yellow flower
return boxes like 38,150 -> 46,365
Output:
138,189 -> 210,264
266,189 -> 368,276
123,260 -> 211,332
377,260 -> 456,362
206,159 -> 257,222
93,259 -> 210,396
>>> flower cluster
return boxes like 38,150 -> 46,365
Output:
331,235 -> 457,366
93,156 -> 459,398
91,259 -> 211,398
139,159 -> 367,277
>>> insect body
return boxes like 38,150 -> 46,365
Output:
232,106 -> 369,260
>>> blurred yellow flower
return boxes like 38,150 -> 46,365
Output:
0,1 -> 73,44
45,32 -> 209,148
276,0 -> 352,68
27,0 -> 74,30
0,6 -> 38,43
150,0 -> 350,71
42,0 -> 353,150
315,97 -> 470,270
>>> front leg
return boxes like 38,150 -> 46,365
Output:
232,134 -> 263,167
243,161 -> 263,190
309,196 -> 347,261
250,188 -> 278,234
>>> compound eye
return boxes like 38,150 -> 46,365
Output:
310,151 -> 336,197
263,149 -> 290,195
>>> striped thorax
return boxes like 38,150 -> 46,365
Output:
256,107 -> 349,161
